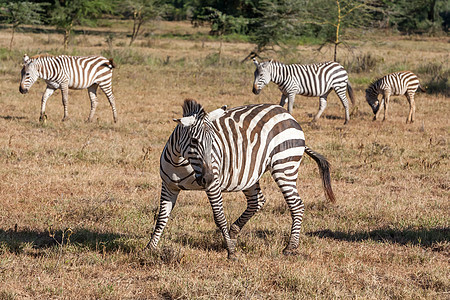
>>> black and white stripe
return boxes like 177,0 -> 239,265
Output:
19,54 -> 117,122
252,59 -> 355,124
366,71 -> 425,123
148,99 -> 335,259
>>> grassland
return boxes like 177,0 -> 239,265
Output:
0,21 -> 448,299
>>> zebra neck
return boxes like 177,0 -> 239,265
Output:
270,63 -> 285,86
34,60 -> 47,80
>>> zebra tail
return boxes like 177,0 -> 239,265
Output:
347,82 -> 356,106
418,84 -> 426,93
304,146 -> 336,203
108,58 -> 116,69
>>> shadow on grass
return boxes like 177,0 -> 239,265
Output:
0,227 -> 138,254
0,115 -> 26,121
307,227 -> 449,250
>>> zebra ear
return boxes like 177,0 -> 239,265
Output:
23,54 -> 30,64
253,58 -> 259,66
174,115 -> 196,127
208,105 -> 227,122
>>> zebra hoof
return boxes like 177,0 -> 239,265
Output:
282,247 -> 298,256
227,252 -> 239,261
62,116 -> 70,122
39,114 -> 47,123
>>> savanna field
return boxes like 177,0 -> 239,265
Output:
0,21 -> 449,299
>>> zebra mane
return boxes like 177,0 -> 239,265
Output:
182,99 -> 205,118
31,53 -> 53,60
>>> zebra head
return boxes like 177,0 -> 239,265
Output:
174,99 -> 227,189
20,54 -> 40,94
252,58 -> 272,95
365,87 -> 380,114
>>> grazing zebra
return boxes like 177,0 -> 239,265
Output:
366,71 -> 425,123
147,99 -> 335,260
19,54 -> 117,123
252,58 -> 355,124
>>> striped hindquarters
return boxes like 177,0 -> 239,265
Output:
214,104 -> 305,191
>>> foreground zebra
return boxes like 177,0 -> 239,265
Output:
366,71 -> 425,123
252,59 -> 355,124
147,99 -> 335,259
19,54 -> 117,123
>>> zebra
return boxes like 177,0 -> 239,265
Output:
252,58 -> 355,124
366,71 -> 425,123
19,54 -> 117,123
147,99 -> 336,260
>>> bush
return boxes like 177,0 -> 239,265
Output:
344,53 -> 382,73
417,62 -> 449,96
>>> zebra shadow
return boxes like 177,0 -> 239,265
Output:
306,113 -> 344,121
0,115 -> 26,121
307,226 -> 449,250
0,227 -> 132,255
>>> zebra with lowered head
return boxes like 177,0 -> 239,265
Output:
366,71 -> 425,123
19,54 -> 118,123
252,58 -> 355,124
147,99 -> 336,260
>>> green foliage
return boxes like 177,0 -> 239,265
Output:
119,0 -> 162,46
378,0 -> 448,34
250,0 -> 304,53
50,0 -> 113,49
199,7 -> 249,36
0,1 -> 48,49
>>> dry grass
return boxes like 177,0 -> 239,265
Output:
0,21 -> 449,299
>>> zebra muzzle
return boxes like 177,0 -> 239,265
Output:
252,86 -> 260,95
196,172 -> 215,188
19,86 -> 28,94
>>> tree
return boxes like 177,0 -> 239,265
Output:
50,0 -> 113,50
0,1 -> 48,50
250,0 -> 303,54
301,0 -> 370,62
120,0 -> 161,46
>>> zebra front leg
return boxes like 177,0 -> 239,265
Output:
40,87 -> 55,122
60,83 -> 69,121
374,97 -> 385,121
87,85 -> 99,122
279,94 -> 288,107
287,93 -> 296,114
147,183 -> 180,250
230,182 -> 266,240
99,83 -> 118,123
205,185 -> 237,260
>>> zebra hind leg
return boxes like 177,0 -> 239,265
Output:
230,182 -> 266,240
87,84 -> 99,122
99,83 -> 118,123
313,93 -> 329,122
270,159 -> 304,255
334,87 -> 350,124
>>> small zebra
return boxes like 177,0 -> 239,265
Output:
147,99 -> 335,260
252,59 -> 355,124
366,71 -> 425,123
19,54 -> 117,123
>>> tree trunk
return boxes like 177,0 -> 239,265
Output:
9,26 -> 16,51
